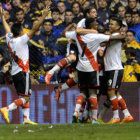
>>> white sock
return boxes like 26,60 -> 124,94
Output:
22,108 -> 30,122
6,103 -> 17,111
49,65 -> 60,75
113,110 -> 119,119
123,109 -> 131,118
98,105 -> 109,119
91,110 -> 97,121
6,98 -> 26,112
61,83 -> 69,92
75,104 -> 82,114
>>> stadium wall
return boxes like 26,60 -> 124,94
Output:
0,82 -> 139,124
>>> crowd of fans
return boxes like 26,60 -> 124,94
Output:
0,0 -> 140,84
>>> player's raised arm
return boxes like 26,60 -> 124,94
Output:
61,23 -> 76,37
28,6 -> 50,39
0,7 -> 11,33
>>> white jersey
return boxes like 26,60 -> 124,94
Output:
77,18 -> 86,28
6,32 -> 30,75
65,31 -> 110,72
104,33 -> 123,71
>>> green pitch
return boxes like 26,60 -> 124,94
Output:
0,122 -> 140,140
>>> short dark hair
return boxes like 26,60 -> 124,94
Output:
126,30 -> 135,36
21,0 -> 30,3
132,11 -> 140,16
11,23 -> 23,37
109,15 -> 122,27
65,9 -> 73,13
125,10 -> 132,15
15,8 -> 24,14
85,18 -> 96,29
52,8 -> 60,14
43,19 -> 53,25
1,57 -> 11,67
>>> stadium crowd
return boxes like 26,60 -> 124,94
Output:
0,0 -> 140,84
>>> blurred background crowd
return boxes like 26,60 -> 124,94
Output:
0,0 -> 140,84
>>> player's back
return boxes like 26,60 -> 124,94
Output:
75,33 -> 110,72
104,33 -> 123,71
6,33 -> 30,75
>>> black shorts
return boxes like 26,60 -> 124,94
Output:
98,76 -> 108,96
104,70 -> 123,90
12,71 -> 31,97
78,70 -> 99,89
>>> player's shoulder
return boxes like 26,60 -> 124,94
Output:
6,32 -> 13,39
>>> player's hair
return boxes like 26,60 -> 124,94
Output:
126,30 -> 135,36
109,15 -> 122,27
85,18 -> 96,29
11,23 -> 23,37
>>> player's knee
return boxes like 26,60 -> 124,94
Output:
107,89 -> 116,97
68,54 -> 76,62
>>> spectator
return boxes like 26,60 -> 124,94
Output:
97,0 -> 111,28
34,0 -> 44,11
0,57 -> 12,84
126,30 -> 140,49
40,19 -> 60,54
21,0 -> 35,23
123,47 -> 140,82
71,2 -> 84,24
52,8 -> 63,38
0,9 -> 11,37
32,10 -> 42,21
57,1 -> 66,21
82,1 -> 91,11
61,9 -> 74,27
127,0 -> 140,13
118,5 -> 126,20
42,0 -> 55,19
62,0 -> 75,9
110,0 -> 123,14
3,0 -> 12,11
129,11 -> 140,33
15,8 -> 32,29
120,24 -> 128,36
12,0 -> 21,8
75,0 -> 85,6
125,11 -> 132,28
